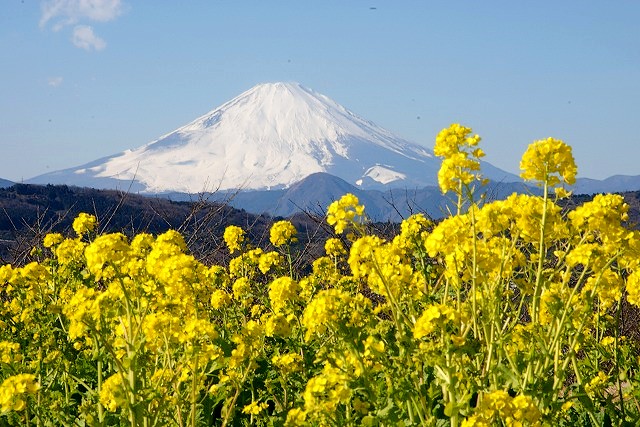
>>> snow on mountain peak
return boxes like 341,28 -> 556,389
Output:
174,81 -> 413,154
28,82 -> 518,193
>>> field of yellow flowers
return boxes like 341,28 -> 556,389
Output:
1,124 -> 639,426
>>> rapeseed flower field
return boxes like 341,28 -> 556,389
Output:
1,124 -> 639,426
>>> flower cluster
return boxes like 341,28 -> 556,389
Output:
72,212 -> 97,236
434,123 -> 485,197
462,391 -> 541,427
326,193 -> 364,234
0,374 -> 39,413
223,225 -> 245,253
520,137 -> 577,188
270,220 -> 298,247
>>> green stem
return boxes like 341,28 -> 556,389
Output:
25,402 -> 31,427
190,355 -> 198,427
615,300 -> 626,419
470,203 -> 479,341
97,358 -> 104,424
532,179 -> 549,324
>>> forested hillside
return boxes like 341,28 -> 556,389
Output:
0,184 -> 331,266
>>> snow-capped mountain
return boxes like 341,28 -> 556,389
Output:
28,82 -> 519,192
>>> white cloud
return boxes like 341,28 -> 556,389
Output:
40,0 -> 123,30
47,76 -> 64,87
72,25 -> 106,51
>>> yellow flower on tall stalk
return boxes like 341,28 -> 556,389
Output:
232,277 -> 252,301
434,123 -> 481,158
462,391 -> 541,427
272,353 -> 303,374
258,251 -> 284,274
270,220 -> 298,247
72,212 -> 97,237
324,238 -> 346,257
3,123 -> 640,425
433,124 -> 485,212
519,137 -> 577,188
43,233 -> 64,248
519,137 -> 576,325
326,193 -> 365,235
413,304 -> 457,339
223,225 -> 246,253
210,289 -> 231,309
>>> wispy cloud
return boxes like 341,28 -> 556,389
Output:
72,25 -> 106,51
39,0 -> 124,51
47,76 -> 64,87
40,0 -> 123,30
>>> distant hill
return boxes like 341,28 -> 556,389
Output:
0,178 -> 13,188
0,184 -> 277,265
3,182 -> 640,267
166,173 -> 542,221
573,175 -> 640,194
0,183 -> 405,271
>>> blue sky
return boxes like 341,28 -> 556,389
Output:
2,0 -> 639,182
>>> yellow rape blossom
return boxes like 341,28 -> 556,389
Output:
324,237 -> 346,257
434,123 -> 481,158
55,238 -> 86,265
84,232 -> 130,279
272,353 -> 303,374
258,251 -> 283,274
242,401 -> 269,415
433,124 -> 484,196
229,248 -> 263,278
302,288 -> 371,341
0,373 -> 40,413
264,313 -> 293,337
568,193 -> 630,250
285,408 -> 307,426
519,137 -> 577,187
210,289 -> 231,309
72,212 -> 97,236
268,276 -> 300,313
223,225 -> 245,253
99,374 -> 125,412
627,270 -> 640,308
232,277 -> 251,301
414,304 -> 457,339
43,232 -> 63,248
0,342 -> 21,364
2,125 -> 640,425
270,220 -> 298,246
130,232 -> 154,256
326,193 -> 365,235
584,371 -> 609,398
462,391 -> 541,427
438,152 -> 482,193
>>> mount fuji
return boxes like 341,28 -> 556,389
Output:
28,82 -> 520,193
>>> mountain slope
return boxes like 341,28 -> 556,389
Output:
572,175 -> 640,195
162,173 -> 541,221
28,82 -> 520,192
0,178 -> 13,188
